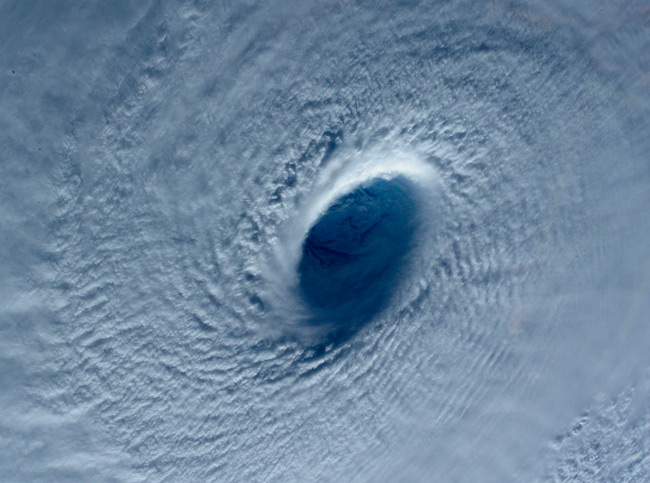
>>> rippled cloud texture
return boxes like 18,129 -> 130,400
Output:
1,1 -> 649,481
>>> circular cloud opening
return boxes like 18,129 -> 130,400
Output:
298,175 -> 418,324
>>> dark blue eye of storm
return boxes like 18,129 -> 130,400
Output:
298,175 -> 418,324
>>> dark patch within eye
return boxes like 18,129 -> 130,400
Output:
298,175 -> 418,328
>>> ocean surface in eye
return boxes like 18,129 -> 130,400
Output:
1,1 -> 649,481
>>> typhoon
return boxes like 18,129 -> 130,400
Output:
0,1 -> 649,481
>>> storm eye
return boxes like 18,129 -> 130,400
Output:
298,175 -> 418,324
